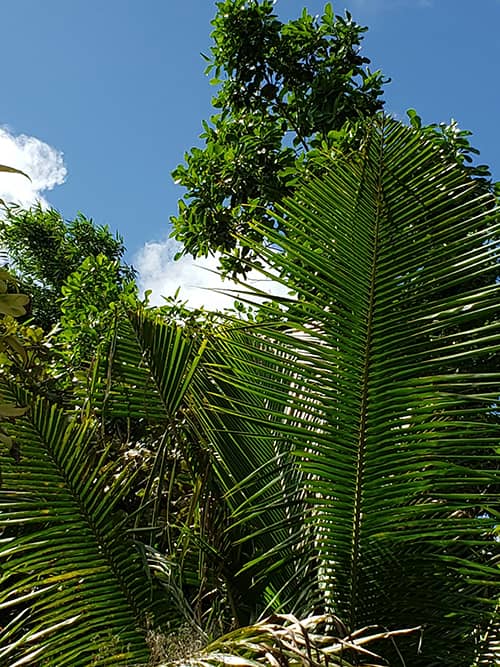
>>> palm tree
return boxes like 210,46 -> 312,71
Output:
0,116 -> 498,665
187,116 -> 500,664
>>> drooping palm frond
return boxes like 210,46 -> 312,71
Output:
0,164 -> 31,209
0,382 -> 163,666
191,116 -> 500,665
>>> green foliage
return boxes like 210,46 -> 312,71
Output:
0,384 -> 158,666
186,117 -> 500,664
58,254 -> 137,370
406,108 -> 492,181
0,166 -> 36,451
0,267 -> 31,452
0,206 -> 139,404
0,205 -> 135,330
0,276 -> 29,319
1,118 -> 499,665
0,294 -> 29,320
0,268 -> 51,380
171,1 -> 385,276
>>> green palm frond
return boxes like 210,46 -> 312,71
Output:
88,306 -> 313,626
190,327 -> 318,618
192,116 -> 500,664
0,383 -> 161,666
86,309 -> 229,629
88,308 -> 208,524
89,309 -> 205,423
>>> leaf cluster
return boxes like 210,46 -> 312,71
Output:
58,253 -> 138,369
0,205 -> 135,330
171,1 -> 386,276
0,267 -> 30,453
407,108 -> 492,182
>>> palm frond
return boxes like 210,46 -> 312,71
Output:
155,613 -> 419,667
0,382 -> 159,666
88,309 -> 205,422
86,308 -> 236,631
189,326 -> 319,619
192,116 -> 500,664
87,308 -> 208,532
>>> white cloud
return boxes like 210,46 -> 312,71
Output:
0,127 -> 67,209
135,237 -> 289,312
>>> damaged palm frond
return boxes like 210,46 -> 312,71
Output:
157,613 -> 419,667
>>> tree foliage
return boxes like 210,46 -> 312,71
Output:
1,116 -> 499,665
0,205 -> 135,331
171,0 -> 386,276
0,266 -> 30,453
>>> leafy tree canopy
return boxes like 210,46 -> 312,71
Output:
0,205 -> 136,331
171,0 -> 386,276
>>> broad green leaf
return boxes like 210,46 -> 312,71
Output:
0,293 -> 30,317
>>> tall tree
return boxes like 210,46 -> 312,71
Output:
171,0 -> 386,277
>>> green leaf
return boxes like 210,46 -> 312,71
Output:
0,293 -> 29,318
406,107 -> 421,129
0,384 -> 159,665
0,403 -> 28,418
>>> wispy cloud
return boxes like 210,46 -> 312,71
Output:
135,237 -> 289,312
0,127 -> 67,208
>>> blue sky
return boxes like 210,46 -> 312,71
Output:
1,0 -> 499,307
